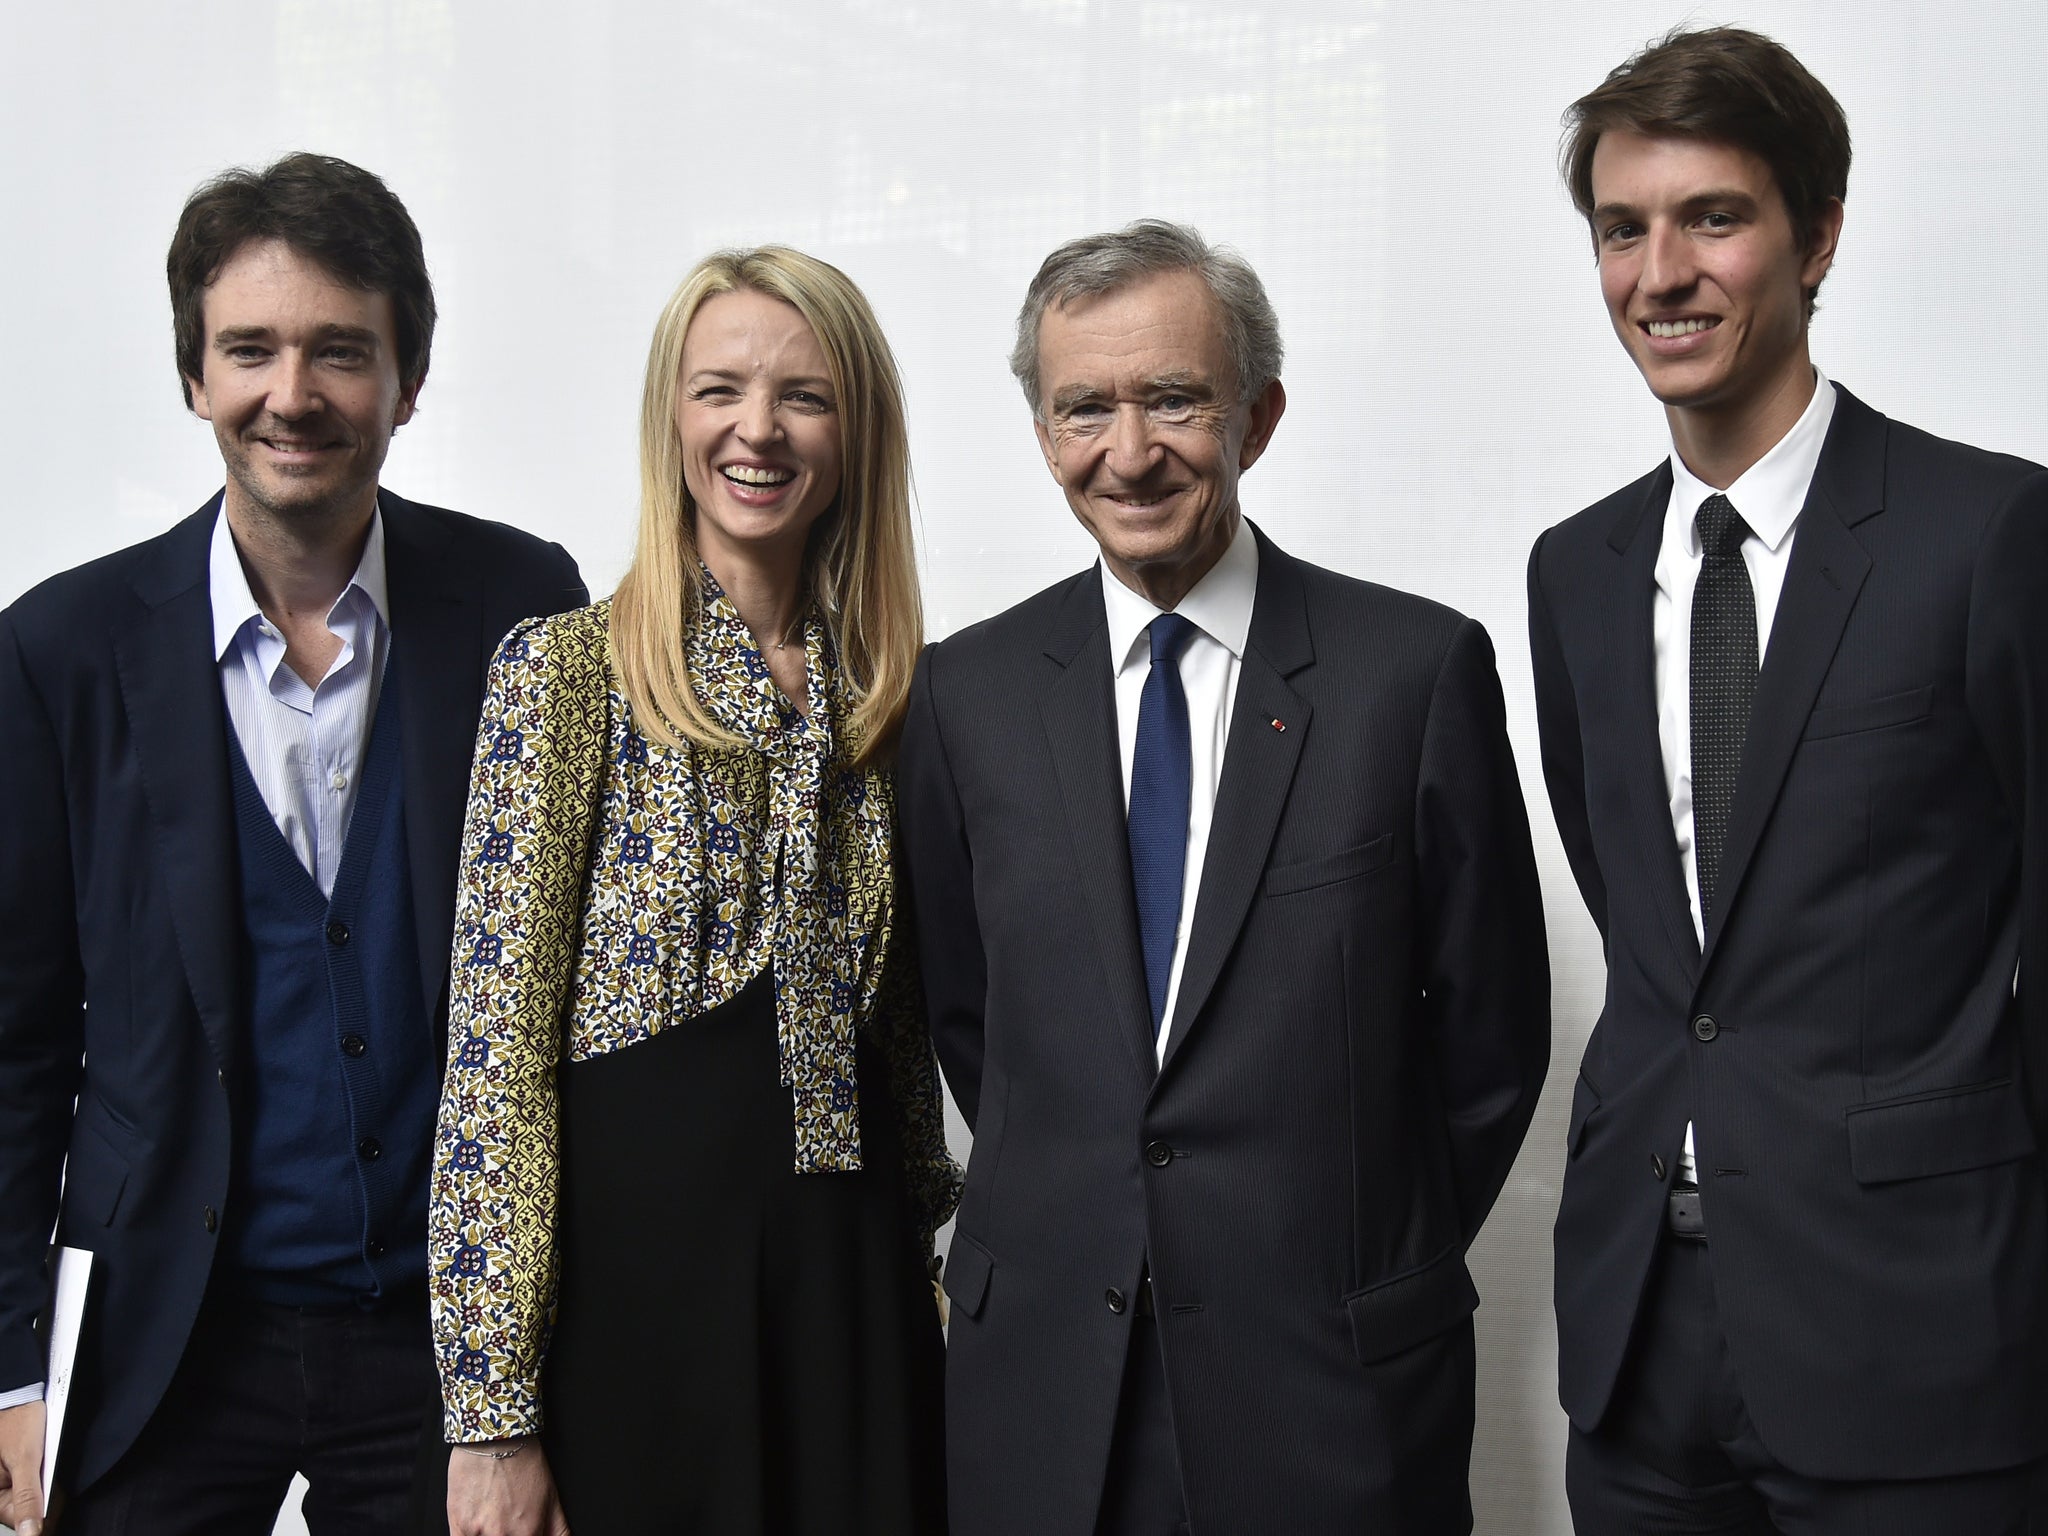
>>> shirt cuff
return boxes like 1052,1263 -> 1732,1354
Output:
0,1381 -> 44,1411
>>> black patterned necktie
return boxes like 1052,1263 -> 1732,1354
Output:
1691,492 -> 1757,934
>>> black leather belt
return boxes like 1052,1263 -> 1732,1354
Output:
1665,1185 -> 1706,1240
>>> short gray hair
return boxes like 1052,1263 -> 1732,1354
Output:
1009,218 -> 1284,416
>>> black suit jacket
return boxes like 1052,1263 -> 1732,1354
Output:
0,490 -> 585,1491
898,526 -> 1549,1535
1531,386 -> 2048,1479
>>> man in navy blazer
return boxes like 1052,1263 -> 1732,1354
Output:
900,220 -> 1549,1535
0,154 -> 584,1535
1530,28 -> 2048,1531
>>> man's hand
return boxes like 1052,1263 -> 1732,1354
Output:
445,1439 -> 569,1536
0,1400 -> 47,1536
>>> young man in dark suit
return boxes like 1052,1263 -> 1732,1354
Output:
898,219 -> 1550,1536
0,153 -> 585,1535
1530,27 -> 2048,1532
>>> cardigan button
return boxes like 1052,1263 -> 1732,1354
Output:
202,1205 -> 217,1234
326,921 -> 351,947
341,1034 -> 367,1058
358,1137 -> 383,1162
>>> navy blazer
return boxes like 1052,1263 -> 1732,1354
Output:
0,491 -> 585,1491
1531,387 -> 2048,1479
898,528 -> 1550,1535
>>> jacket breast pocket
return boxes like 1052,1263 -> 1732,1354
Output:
1846,1078 -> 2036,1184
1265,834 -> 1394,898
1343,1244 -> 1480,1364
1802,684 -> 1934,741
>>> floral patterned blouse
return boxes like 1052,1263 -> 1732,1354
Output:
428,581 -> 961,1443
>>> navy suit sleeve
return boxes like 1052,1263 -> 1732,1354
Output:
1413,616 -> 1551,1241
547,541 -> 590,612
0,611 -> 84,1393
1528,529 -> 1608,940
895,644 -> 988,1129
1966,469 -> 2048,1144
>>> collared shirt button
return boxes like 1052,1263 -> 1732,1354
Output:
330,771 -> 348,791
1105,1287 -> 1127,1315
1145,1140 -> 1173,1168
1692,1014 -> 1719,1042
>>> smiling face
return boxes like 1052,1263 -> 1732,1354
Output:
675,288 -> 844,575
185,237 -> 417,534
1032,269 -> 1284,610
1590,130 -> 1841,427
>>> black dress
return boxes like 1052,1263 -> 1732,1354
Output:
540,968 -> 948,1534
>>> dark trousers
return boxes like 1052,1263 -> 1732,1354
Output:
1569,1230 -> 2036,1535
63,1285 -> 439,1536
1094,1302 -> 1189,1536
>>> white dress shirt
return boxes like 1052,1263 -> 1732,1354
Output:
1102,515 -> 1260,1063
210,505 -> 391,897
1654,369 -> 1836,1179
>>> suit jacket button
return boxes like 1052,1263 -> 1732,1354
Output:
202,1205 -> 217,1233
1105,1287 -> 1127,1315
1692,1014 -> 1719,1042
326,921 -> 351,947
1651,1154 -> 1667,1181
1145,1140 -> 1173,1168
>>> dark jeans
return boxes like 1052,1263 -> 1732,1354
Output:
63,1285 -> 438,1536
1569,1232 -> 2036,1535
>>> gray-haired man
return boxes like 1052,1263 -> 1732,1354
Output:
897,220 -> 1550,1535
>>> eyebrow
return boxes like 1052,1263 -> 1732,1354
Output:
685,368 -> 836,393
211,323 -> 383,348
1049,373 -> 1216,414
1592,187 -> 1762,224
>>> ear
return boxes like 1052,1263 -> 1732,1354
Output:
1032,414 -> 1063,483
1800,197 -> 1846,294
393,373 -> 423,429
185,375 -> 213,422
1237,378 -> 1287,471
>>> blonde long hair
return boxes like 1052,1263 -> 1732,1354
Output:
610,247 -> 922,765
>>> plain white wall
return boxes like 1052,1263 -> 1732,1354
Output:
5,3 -> 2045,1532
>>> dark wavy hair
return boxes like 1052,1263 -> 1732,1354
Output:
1562,27 -> 1851,313
167,152 -> 435,406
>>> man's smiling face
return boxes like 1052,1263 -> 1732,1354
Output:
1590,130 -> 1838,418
185,236 -> 416,531
1032,268 -> 1283,606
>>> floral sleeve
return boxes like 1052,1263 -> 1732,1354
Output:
870,845 -> 964,1260
429,608 -> 610,1442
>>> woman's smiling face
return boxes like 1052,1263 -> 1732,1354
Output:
675,287 -> 844,569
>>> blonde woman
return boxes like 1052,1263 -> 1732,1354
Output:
431,248 -> 959,1536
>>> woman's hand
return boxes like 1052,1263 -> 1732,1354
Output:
445,1439 -> 570,1536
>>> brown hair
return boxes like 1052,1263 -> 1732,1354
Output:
167,152 -> 435,407
1562,27 -> 1850,309
609,247 -> 922,767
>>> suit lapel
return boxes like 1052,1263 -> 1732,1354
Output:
1702,392 -> 1882,973
380,492 -> 485,1022
1039,572 -> 1158,1084
112,499 -> 242,1074
1608,466 -> 1703,983
1161,529 -> 1310,1070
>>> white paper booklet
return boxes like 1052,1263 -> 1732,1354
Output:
40,1248 -> 91,1501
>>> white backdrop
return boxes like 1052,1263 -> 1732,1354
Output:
6,3 -> 2046,1532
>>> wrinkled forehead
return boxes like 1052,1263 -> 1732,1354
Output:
1037,270 -> 1233,391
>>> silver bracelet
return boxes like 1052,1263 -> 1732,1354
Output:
454,1438 -> 530,1461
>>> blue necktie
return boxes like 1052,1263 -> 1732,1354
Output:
1128,613 -> 1197,1036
